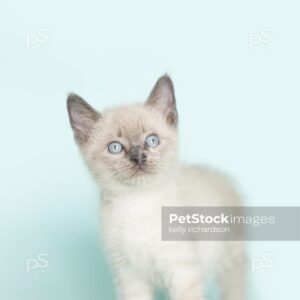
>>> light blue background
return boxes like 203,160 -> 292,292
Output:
1,0 -> 299,299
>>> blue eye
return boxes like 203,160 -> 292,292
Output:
108,142 -> 123,154
145,135 -> 160,148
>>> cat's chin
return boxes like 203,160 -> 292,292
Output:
94,165 -> 161,189
125,170 -> 152,185
107,162 -> 177,189
111,170 -> 162,189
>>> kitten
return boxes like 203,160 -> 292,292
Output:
67,75 -> 246,300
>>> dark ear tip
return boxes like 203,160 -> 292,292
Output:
155,74 -> 175,94
67,93 -> 81,106
158,73 -> 173,85
67,93 -> 89,114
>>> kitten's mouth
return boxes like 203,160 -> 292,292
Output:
132,164 -> 148,175
115,162 -> 158,185
136,165 -> 146,172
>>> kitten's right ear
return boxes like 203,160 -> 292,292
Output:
67,93 -> 100,144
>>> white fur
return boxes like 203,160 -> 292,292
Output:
100,165 -> 246,300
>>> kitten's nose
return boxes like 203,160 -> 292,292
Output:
129,146 -> 147,166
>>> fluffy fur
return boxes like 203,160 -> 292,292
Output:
67,75 -> 246,300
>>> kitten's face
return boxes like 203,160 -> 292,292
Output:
67,75 -> 178,187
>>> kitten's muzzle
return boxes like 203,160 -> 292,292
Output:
129,146 -> 147,167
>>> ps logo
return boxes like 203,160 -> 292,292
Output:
248,27 -> 272,49
26,253 -> 49,272
26,28 -> 49,48
251,253 -> 274,273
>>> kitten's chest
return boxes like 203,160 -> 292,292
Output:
102,187 -> 176,268
106,190 -> 168,240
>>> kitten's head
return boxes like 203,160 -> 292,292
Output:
67,75 -> 179,188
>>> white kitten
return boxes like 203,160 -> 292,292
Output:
67,75 -> 246,300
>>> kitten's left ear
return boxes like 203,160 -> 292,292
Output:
146,74 -> 178,126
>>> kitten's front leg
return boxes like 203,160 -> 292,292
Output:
116,265 -> 153,300
219,242 -> 246,300
167,264 -> 206,300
